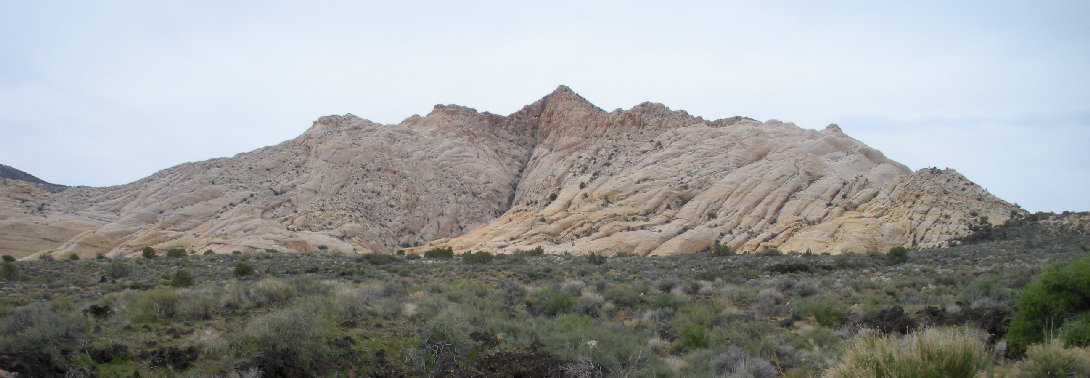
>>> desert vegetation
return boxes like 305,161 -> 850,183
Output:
0,217 -> 1088,376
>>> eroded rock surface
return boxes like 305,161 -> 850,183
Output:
0,86 -> 1021,258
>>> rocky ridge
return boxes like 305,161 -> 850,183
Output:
0,86 -> 1021,259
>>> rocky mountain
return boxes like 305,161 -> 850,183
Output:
0,164 -> 66,193
0,86 -> 1022,259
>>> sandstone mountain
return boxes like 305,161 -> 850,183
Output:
0,86 -> 1021,259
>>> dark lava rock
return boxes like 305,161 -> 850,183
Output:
0,351 -> 65,377
238,349 -> 311,378
139,346 -> 198,370
88,344 -> 131,363
82,304 -> 113,319
862,305 -> 918,335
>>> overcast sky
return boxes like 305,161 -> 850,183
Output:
1,1 -> 1087,212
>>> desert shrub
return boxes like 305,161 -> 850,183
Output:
604,284 -> 644,307
1007,339 -> 1090,377
234,262 -> 255,278
248,278 -> 297,306
538,289 -> 574,316
1,255 -> 13,262
38,254 -> 54,261
795,294 -> 847,328
679,323 -> 709,349
0,301 -> 89,358
1061,312 -> 1090,347
709,242 -> 734,257
497,280 -> 526,308
240,305 -> 331,365
142,246 -> 156,258
0,262 -> 17,280
412,305 -> 475,373
709,346 -> 776,378
67,253 -> 79,261
961,274 -> 1010,304
126,288 -> 181,321
522,314 -> 651,376
653,277 -> 683,293
887,246 -> 909,265
461,250 -> 494,265
424,246 -> 454,259
653,293 -> 688,311
177,289 -> 216,320
359,253 -> 400,265
1008,253 -> 1090,350
166,248 -> 186,258
754,288 -> 787,317
585,252 -> 607,265
171,269 -> 195,287
824,327 -> 989,378
108,259 -> 131,279
514,246 -> 545,257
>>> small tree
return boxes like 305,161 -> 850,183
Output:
424,246 -> 454,259
585,252 -> 607,266
887,246 -> 909,265
2,255 -> 15,262
1,262 -> 17,280
67,253 -> 80,261
171,269 -> 194,287
461,251 -> 494,265
142,246 -> 157,259
709,242 -> 733,257
1008,253 -> 1090,351
234,262 -> 255,278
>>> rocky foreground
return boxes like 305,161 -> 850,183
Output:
0,86 -> 1020,259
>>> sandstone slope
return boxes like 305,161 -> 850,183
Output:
0,86 -> 1021,258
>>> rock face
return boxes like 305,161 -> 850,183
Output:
0,86 -> 1022,259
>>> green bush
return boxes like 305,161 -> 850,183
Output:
0,301 -> 89,358
67,253 -> 79,261
653,293 -> 687,311
108,259 -> 131,279
1,255 -> 13,262
796,294 -> 847,328
142,246 -> 156,258
1008,253 -> 1090,350
539,289 -> 574,316
1,262 -> 17,280
461,250 -> 494,265
1061,312 -> 1090,348
825,327 -> 989,377
604,284 -> 644,308
887,246 -> 908,265
424,246 -> 454,259
166,249 -> 187,258
678,323 -> 709,349
171,269 -> 195,287
241,306 -> 331,365
709,242 -> 733,257
234,262 -> 255,278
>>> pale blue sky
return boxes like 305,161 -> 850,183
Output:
1,1 -> 1087,211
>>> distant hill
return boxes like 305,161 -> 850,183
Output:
0,164 -> 65,192
0,86 -> 1023,259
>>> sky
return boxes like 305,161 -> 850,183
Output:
1,1 -> 1087,212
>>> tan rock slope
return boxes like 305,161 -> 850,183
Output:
0,86 -> 1021,258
